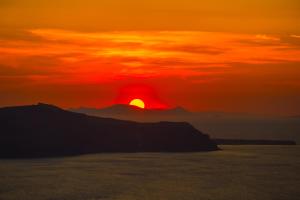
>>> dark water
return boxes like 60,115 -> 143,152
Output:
0,145 -> 299,200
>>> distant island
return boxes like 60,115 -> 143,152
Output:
0,103 -> 219,158
71,104 -> 300,144
214,139 -> 296,145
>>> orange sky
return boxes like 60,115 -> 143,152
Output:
0,0 -> 300,115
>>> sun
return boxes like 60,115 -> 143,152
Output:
129,99 -> 145,109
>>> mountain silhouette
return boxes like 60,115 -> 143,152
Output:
0,103 -> 219,158
71,104 -> 190,116
71,105 -> 300,143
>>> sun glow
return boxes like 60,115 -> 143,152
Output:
129,99 -> 145,109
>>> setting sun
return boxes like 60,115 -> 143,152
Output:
129,99 -> 145,109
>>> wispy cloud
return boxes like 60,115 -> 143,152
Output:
0,29 -> 300,86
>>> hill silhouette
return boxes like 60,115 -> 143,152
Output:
0,103 -> 219,158
71,104 -> 190,116
71,105 -> 300,143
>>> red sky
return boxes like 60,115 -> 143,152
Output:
0,0 -> 300,115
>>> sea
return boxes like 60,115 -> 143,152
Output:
0,145 -> 299,200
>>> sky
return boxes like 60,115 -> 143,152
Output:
0,0 -> 300,115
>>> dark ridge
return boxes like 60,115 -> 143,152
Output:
0,103 -> 219,158
70,104 -> 191,116
214,139 -> 296,145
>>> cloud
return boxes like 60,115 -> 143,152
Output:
151,44 -> 226,55
1,29 -> 300,86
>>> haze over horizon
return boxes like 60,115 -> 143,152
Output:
1,0 -> 300,115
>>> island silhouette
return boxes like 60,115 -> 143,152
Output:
72,104 -> 299,144
0,103 -> 219,158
